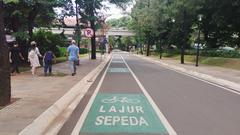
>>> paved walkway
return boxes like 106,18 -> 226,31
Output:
0,55 -> 105,135
163,58 -> 240,84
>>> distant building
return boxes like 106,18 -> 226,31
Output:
64,16 -> 77,27
6,35 -> 15,43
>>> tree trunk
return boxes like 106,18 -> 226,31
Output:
0,1 -> 11,106
146,31 -> 151,56
28,21 -> 33,39
28,6 -> 38,39
90,3 -> 96,59
180,9 -> 187,64
159,40 -> 162,59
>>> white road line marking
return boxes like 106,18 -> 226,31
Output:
170,68 -> 240,95
121,55 -> 177,135
71,56 -> 113,135
141,56 -> 240,96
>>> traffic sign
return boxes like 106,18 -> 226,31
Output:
84,28 -> 94,38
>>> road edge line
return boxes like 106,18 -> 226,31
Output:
121,55 -> 177,135
19,55 -> 111,135
71,56 -> 113,135
134,54 -> 240,95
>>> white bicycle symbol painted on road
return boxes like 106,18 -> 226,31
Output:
101,96 -> 141,104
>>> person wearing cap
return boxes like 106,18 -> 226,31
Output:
66,40 -> 79,76
28,41 -> 42,76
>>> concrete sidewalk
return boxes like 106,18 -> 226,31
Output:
0,55 -> 107,135
135,54 -> 240,92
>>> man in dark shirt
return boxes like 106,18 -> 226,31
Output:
9,42 -> 24,74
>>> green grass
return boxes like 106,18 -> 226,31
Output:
56,54 -> 88,63
39,72 -> 68,77
80,54 -> 88,58
200,57 -> 240,70
56,57 -> 67,63
19,66 -> 31,72
150,53 -> 240,70
54,72 -> 68,77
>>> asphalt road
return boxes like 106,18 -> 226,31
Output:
58,52 -> 240,135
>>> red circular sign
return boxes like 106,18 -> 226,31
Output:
84,28 -> 94,38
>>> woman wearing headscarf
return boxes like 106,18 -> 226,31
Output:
28,41 -> 42,76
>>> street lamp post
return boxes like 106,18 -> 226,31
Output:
196,15 -> 203,67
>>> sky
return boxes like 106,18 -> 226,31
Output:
100,1 -> 134,21
58,1 -> 134,24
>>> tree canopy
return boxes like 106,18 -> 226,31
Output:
106,16 -> 132,29
75,0 -> 132,59
4,0 -> 73,38
130,0 -> 240,62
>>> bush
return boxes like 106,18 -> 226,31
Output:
200,49 -> 240,58
160,48 -> 240,58
80,48 -> 88,54
58,47 -> 67,57
59,47 -> 88,56
32,29 -> 68,57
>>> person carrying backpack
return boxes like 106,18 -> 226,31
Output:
43,49 -> 56,76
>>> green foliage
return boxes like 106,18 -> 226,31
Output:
3,0 -> 19,4
80,48 -> 88,54
197,0 -> 240,48
56,57 -> 67,64
158,48 -> 240,58
200,50 -> 240,58
58,47 -> 67,57
32,29 -> 68,57
122,36 -> 134,51
12,31 -> 29,41
106,16 -> 132,28
3,0 -> 73,38
76,0 -> 132,29
130,0 -> 240,59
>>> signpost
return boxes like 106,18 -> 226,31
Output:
84,28 -> 94,38
84,28 -> 94,59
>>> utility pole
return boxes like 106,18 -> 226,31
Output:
0,0 -> 11,106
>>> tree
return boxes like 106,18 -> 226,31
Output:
131,0 -> 240,62
198,0 -> 240,48
76,0 -> 132,59
122,36 -> 134,51
0,0 -> 11,106
106,16 -> 132,28
4,0 -> 73,39
131,0 -> 162,56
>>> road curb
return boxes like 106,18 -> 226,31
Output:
19,55 -> 111,135
134,54 -> 240,93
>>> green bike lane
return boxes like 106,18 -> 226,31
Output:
58,54 -> 176,135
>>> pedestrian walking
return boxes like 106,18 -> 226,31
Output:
9,42 -> 24,75
43,49 -> 56,76
67,40 -> 79,76
28,41 -> 42,76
